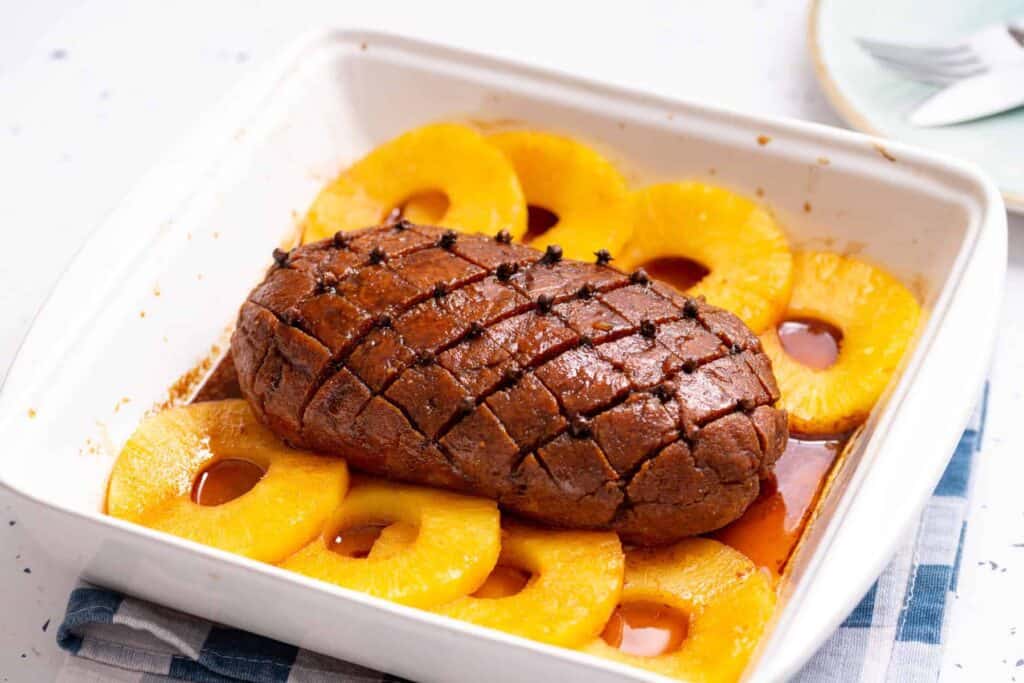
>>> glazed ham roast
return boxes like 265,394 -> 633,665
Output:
231,222 -> 788,544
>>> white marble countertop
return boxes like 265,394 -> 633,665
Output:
1,1 -> 1021,680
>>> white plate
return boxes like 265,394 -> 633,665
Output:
810,0 -> 1024,213
0,30 -> 1006,682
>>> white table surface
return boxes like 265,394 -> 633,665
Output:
1,1 -> 1021,680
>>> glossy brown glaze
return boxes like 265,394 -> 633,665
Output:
522,205 -> 560,243
641,257 -> 710,294
192,354 -> 243,403
231,223 -> 788,544
601,602 -> 689,657
777,318 -> 841,370
713,436 -> 843,576
191,458 -> 266,506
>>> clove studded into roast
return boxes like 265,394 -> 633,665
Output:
231,223 -> 787,544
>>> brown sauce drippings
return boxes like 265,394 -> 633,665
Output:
601,602 -> 689,657
713,437 -> 844,576
471,565 -> 531,599
777,318 -> 842,370
641,257 -> 710,292
328,523 -> 389,559
191,458 -> 266,506
187,237 -> 845,581
192,354 -> 242,403
523,205 -> 559,243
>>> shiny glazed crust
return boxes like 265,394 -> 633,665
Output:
231,223 -> 788,544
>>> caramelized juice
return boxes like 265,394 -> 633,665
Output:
777,318 -> 841,370
191,354 -> 243,403
523,205 -> 559,242
191,458 -> 266,506
187,252 -> 848,581
471,565 -> 531,599
713,437 -> 843,576
713,316 -> 847,575
641,257 -> 710,293
601,602 -> 689,657
328,523 -> 389,559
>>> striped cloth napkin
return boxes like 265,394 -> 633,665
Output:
56,390 -> 988,682
795,388 -> 987,682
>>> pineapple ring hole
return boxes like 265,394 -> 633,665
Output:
470,564 -> 532,599
637,256 -> 710,292
190,458 -> 266,507
328,520 -> 395,559
777,317 -> 843,370
523,205 -> 560,243
600,601 -> 690,657
387,190 -> 451,225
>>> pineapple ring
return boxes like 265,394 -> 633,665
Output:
281,480 -> 500,608
107,399 -> 349,564
366,521 -> 418,560
620,182 -> 793,333
486,131 -> 632,261
761,251 -> 920,435
433,523 -> 624,647
400,191 -> 450,225
582,538 -> 775,683
303,123 -> 526,242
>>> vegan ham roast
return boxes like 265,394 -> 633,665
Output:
231,221 -> 788,544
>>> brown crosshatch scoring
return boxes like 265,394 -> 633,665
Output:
231,223 -> 787,544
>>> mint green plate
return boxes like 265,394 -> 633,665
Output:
811,0 -> 1024,212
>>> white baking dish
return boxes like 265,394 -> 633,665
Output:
0,30 -> 1005,682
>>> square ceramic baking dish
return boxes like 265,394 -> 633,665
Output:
0,30 -> 1005,682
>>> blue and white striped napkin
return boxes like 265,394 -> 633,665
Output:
795,387 -> 987,682
56,389 -> 988,682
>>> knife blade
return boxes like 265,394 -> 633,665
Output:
909,61 -> 1024,127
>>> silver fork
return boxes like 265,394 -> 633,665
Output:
857,19 -> 1024,86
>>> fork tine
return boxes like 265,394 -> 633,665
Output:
861,45 -> 983,69
857,42 -> 984,80
870,53 -> 988,80
869,59 -> 962,86
856,37 -> 973,59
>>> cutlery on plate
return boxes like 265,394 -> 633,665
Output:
907,61 -> 1024,127
857,19 -> 1024,86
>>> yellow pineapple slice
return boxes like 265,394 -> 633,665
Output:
281,480 -> 500,608
433,523 -> 624,647
400,191 -> 450,225
621,182 -> 793,332
366,521 -> 418,560
304,123 -> 525,242
761,250 -> 921,435
106,399 -> 348,564
582,538 -> 775,683
487,131 -> 632,260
